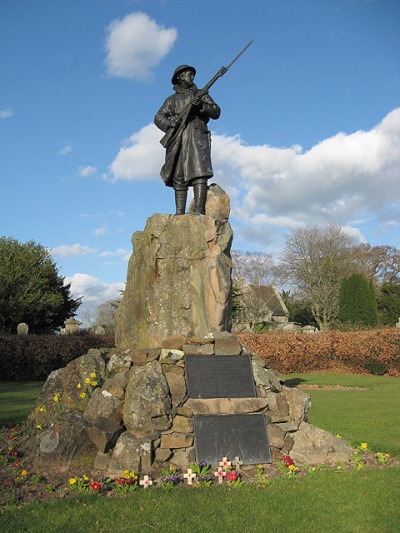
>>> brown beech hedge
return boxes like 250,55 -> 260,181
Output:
237,329 -> 400,376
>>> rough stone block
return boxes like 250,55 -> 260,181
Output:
106,433 -> 153,477
267,392 -> 290,423
93,451 -> 112,471
188,183 -> 230,219
162,335 -> 188,350
84,388 -> 123,424
171,415 -> 193,433
163,370 -> 187,407
270,447 -> 283,463
276,420 -> 301,433
253,364 -> 282,394
34,413 -> 93,474
281,386 -> 311,424
170,447 -> 196,469
57,351 -> 107,411
290,422 -> 351,466
123,362 -> 171,438
282,435 -> 294,453
85,418 -> 124,453
160,432 -> 194,449
267,424 -> 285,449
152,415 -> 171,432
214,332 -> 242,355
182,343 -> 214,355
130,348 -> 161,366
185,398 -> 268,416
155,447 -> 172,464
176,405 -> 194,417
115,214 -> 233,349
160,348 -> 185,363
106,353 -> 132,374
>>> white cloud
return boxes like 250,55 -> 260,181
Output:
59,142 -> 72,156
79,165 -> 97,178
104,12 -> 177,80
99,248 -> 130,259
0,106 -> 13,119
65,273 -> 125,324
94,227 -> 107,237
108,108 -> 400,248
50,244 -> 96,258
221,108 -> 399,230
108,123 -> 164,181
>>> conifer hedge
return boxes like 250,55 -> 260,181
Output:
0,334 -> 114,381
338,274 -> 378,327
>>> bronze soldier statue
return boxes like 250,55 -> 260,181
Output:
154,65 -> 221,215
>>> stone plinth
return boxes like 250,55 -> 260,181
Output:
115,214 -> 233,350
27,334 -> 353,477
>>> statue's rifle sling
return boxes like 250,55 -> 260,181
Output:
159,39 -> 254,149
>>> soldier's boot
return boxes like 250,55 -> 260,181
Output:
174,189 -> 187,215
192,182 -> 208,215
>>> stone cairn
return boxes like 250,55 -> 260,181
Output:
27,185 -> 351,478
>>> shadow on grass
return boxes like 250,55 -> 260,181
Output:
285,377 -> 307,387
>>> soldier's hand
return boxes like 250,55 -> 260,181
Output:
191,95 -> 202,106
169,117 -> 179,128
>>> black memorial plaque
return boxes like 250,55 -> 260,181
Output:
185,355 -> 256,398
194,414 -> 271,465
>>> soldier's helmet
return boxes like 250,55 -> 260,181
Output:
172,65 -> 196,85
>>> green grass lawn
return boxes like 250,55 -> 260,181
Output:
1,469 -> 399,532
285,373 -> 400,457
0,381 -> 44,424
0,375 -> 399,532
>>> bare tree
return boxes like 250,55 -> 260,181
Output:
94,299 -> 120,335
231,250 -> 278,329
280,224 -> 357,331
357,244 -> 400,285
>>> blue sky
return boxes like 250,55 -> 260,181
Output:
1,0 -> 399,322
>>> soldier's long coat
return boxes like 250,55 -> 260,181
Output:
154,84 -> 220,187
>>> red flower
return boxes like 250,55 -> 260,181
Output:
89,480 -> 102,491
282,455 -> 293,467
116,477 -> 126,485
226,471 -> 238,481
8,449 -> 20,457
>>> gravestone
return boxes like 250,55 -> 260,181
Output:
17,322 -> 29,335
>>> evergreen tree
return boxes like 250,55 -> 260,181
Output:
377,283 -> 400,326
0,237 -> 81,333
281,290 -> 318,327
338,274 -> 378,327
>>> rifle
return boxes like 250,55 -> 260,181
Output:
159,39 -> 254,149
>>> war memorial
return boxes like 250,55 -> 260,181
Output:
26,48 -> 352,481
